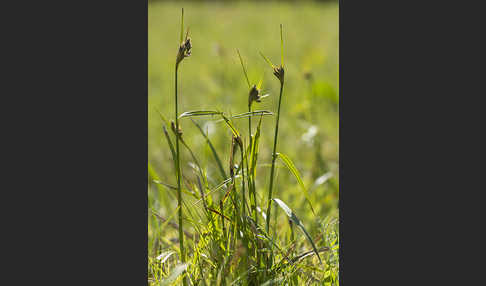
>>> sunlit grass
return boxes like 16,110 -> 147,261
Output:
149,2 -> 339,285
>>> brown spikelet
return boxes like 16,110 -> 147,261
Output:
176,29 -> 192,67
273,66 -> 284,84
248,84 -> 262,106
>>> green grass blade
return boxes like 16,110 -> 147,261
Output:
277,152 -> 315,215
154,108 -> 176,163
160,263 -> 188,286
259,51 -> 274,69
280,24 -> 284,67
153,180 -> 177,190
272,198 -> 321,264
191,119 -> 227,180
155,108 -> 169,126
250,115 -> 262,176
257,70 -> 264,89
236,49 -> 251,88
162,126 -> 177,163
220,114 -> 240,139
230,110 -> 273,119
180,8 -> 184,44
179,110 -> 222,118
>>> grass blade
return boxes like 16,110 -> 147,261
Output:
276,152 -> 315,215
280,24 -> 284,67
180,8 -> 184,44
259,51 -> 275,69
257,70 -> 264,89
250,115 -> 263,176
191,119 -> 227,180
160,263 -> 188,286
230,110 -> 273,119
236,49 -> 251,89
162,126 -> 176,163
179,110 -> 222,118
220,114 -> 240,139
272,198 -> 321,264
153,180 -> 177,190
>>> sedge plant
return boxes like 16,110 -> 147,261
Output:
174,7 -> 191,286
150,13 -> 335,284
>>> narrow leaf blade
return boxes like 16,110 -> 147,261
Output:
277,152 -> 316,215
237,49 -> 251,89
160,263 -> 188,286
230,110 -> 273,119
191,119 -> 226,180
272,198 -> 321,264
179,110 -> 222,119
180,8 -> 184,44
280,24 -> 284,67
259,51 -> 275,69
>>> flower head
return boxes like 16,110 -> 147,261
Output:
176,31 -> 192,66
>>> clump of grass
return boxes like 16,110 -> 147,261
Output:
149,10 -> 338,286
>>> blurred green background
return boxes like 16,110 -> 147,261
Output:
149,0 -> 338,237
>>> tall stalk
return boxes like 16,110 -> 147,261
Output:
174,65 -> 185,266
248,103 -> 258,223
262,24 -> 285,233
174,8 -> 191,286
237,49 -> 262,224
265,81 -> 284,232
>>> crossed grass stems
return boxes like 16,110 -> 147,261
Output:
159,8 -> 328,285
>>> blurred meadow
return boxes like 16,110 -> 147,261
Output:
149,1 -> 338,284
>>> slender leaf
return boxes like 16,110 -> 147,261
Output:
179,110 -> 222,119
221,114 -> 240,138
160,263 -> 188,286
162,126 -> 176,163
276,152 -> 316,215
237,49 -> 251,88
153,180 -> 177,190
180,8 -> 184,44
272,198 -> 321,264
259,51 -> 275,68
230,110 -> 273,119
280,24 -> 284,67
250,115 -> 263,176
191,119 -> 226,180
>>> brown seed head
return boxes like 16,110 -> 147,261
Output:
176,35 -> 192,67
248,84 -> 261,106
273,65 -> 285,84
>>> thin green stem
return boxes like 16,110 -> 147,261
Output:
240,143 -> 247,220
175,64 -> 188,286
239,143 -> 251,286
247,104 -> 257,222
266,82 -> 284,233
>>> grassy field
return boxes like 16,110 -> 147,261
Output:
149,1 -> 339,285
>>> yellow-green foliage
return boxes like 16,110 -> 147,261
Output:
149,2 -> 339,285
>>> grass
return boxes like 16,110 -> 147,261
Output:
149,2 -> 339,285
